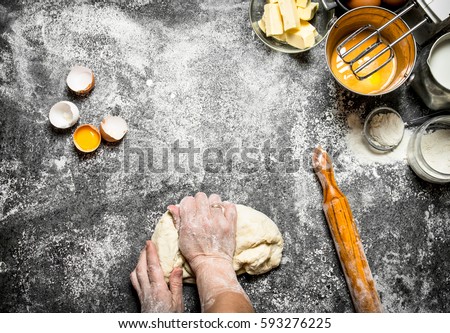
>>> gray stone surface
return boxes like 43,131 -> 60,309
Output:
0,0 -> 449,313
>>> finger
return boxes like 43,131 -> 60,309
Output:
223,201 -> 238,234
136,245 -> 151,289
208,193 -> 222,205
130,270 -> 141,294
195,192 -> 210,220
179,196 -> 196,230
146,240 -> 167,287
169,267 -> 184,312
209,194 -> 223,219
167,204 -> 181,230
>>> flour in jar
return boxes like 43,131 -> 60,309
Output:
421,129 -> 450,174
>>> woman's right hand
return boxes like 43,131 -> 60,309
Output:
168,193 -> 253,312
168,192 -> 237,273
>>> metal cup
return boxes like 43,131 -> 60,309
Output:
409,32 -> 450,110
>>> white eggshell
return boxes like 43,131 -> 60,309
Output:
49,101 -> 80,129
100,116 -> 128,142
66,66 -> 95,95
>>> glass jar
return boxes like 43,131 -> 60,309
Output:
407,115 -> 450,184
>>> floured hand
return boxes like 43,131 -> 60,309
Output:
168,192 -> 253,313
168,193 -> 237,272
130,240 -> 183,313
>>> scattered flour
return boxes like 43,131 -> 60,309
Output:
1,0 -> 444,313
0,261 -> 7,273
421,129 -> 450,174
53,156 -> 67,170
346,113 -> 411,165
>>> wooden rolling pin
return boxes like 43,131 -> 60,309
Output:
312,146 -> 383,313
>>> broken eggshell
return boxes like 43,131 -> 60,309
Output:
100,115 -> 128,142
49,101 -> 80,129
66,66 -> 95,95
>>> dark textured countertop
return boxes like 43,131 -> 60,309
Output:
0,0 -> 449,313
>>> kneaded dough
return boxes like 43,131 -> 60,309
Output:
151,204 -> 284,283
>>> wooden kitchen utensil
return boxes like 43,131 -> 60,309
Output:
312,146 -> 383,313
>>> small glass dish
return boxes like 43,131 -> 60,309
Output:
249,0 -> 336,53
363,107 -> 405,151
407,115 -> 450,184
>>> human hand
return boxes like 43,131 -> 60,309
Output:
168,192 -> 237,274
130,240 -> 183,313
168,193 -> 253,312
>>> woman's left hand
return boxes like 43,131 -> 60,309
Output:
130,240 -> 184,313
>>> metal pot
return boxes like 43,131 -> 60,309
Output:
409,32 -> 450,110
325,6 -> 417,96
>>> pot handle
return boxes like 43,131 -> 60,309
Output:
320,0 -> 337,11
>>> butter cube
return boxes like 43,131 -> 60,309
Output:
269,0 -> 279,3
298,2 -> 319,21
300,19 -> 318,37
278,0 -> 300,32
286,28 -> 315,49
264,4 -> 284,36
258,18 -> 266,34
273,33 -> 287,42
296,0 -> 310,8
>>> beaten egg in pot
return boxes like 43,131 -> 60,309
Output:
330,30 -> 397,95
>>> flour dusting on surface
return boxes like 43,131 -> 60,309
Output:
345,113 -> 411,166
1,0 -> 449,313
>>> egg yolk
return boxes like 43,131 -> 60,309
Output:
331,30 -> 397,95
74,125 -> 101,152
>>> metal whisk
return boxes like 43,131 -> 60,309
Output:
336,2 -> 427,80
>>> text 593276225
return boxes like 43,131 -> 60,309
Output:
259,317 -> 331,329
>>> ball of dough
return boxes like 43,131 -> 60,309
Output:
151,204 -> 284,283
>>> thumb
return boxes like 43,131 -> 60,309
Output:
169,267 -> 184,312
167,205 -> 181,230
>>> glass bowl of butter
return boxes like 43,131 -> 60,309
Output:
250,0 -> 336,53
